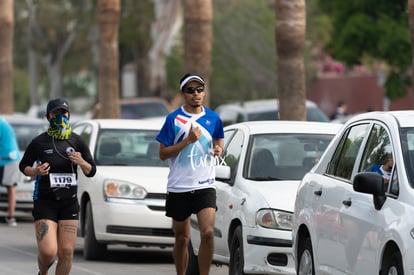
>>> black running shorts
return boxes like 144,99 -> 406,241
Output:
32,197 -> 80,222
165,188 -> 217,221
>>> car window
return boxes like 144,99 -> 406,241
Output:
95,129 -> 167,167
222,129 -> 244,184
359,124 -> 392,172
80,125 -> 93,146
11,122 -> 47,151
247,133 -> 334,180
359,123 -> 396,193
389,166 -> 399,196
400,127 -> 414,189
327,123 -> 370,180
236,113 -> 245,123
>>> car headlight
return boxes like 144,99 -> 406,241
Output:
256,209 -> 293,230
103,179 -> 147,200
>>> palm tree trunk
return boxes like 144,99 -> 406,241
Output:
180,0 -> 213,107
275,0 -> 306,121
0,0 -> 14,114
98,0 -> 121,118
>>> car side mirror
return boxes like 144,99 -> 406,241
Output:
353,172 -> 386,210
215,165 -> 231,180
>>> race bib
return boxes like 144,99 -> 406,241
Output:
49,173 -> 77,187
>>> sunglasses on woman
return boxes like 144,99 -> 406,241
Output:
184,86 -> 205,94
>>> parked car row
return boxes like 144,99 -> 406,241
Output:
8,106 -> 412,274
70,116 -> 342,269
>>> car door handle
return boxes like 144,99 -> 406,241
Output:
314,189 -> 322,196
342,199 -> 352,207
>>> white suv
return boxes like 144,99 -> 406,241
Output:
293,111 -> 414,274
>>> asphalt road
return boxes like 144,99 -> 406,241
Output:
0,211 -> 228,275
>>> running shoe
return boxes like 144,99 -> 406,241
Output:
5,216 -> 17,226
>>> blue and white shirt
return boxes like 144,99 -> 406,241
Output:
156,106 -> 224,193
367,164 -> 391,181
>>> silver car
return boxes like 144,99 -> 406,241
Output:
293,110 -> 414,274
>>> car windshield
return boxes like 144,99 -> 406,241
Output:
11,122 -> 47,151
95,129 -> 167,167
246,133 -> 334,181
120,102 -> 169,119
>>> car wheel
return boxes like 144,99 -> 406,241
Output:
297,236 -> 314,275
382,251 -> 403,275
83,201 -> 107,260
186,240 -> 200,275
229,225 -> 246,275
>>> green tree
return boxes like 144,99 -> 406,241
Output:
318,0 -> 411,99
13,68 -> 30,112
13,0 -> 96,107
210,0 -> 277,107
119,0 -> 153,97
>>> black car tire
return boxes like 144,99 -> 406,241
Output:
83,201 -> 107,260
229,225 -> 246,275
297,236 -> 315,275
381,251 -> 403,275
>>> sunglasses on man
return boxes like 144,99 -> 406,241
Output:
183,86 -> 205,94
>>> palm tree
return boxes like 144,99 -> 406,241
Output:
0,0 -> 14,114
97,0 -> 121,118
275,0 -> 306,120
179,0 -> 213,107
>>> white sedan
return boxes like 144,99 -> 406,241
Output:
0,115 -> 47,212
73,119 -> 174,260
188,121 -> 342,275
293,111 -> 414,275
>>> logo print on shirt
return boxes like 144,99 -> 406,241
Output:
188,145 -> 227,170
